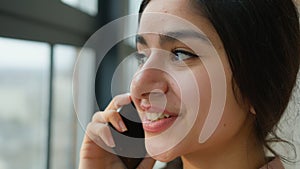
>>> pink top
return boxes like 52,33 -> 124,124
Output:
259,157 -> 284,169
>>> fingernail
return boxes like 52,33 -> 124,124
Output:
119,121 -> 128,132
107,137 -> 115,148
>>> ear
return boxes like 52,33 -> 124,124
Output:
244,98 -> 256,115
249,106 -> 256,115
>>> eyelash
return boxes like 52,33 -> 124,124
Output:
135,49 -> 199,66
171,49 -> 199,62
135,53 -> 148,66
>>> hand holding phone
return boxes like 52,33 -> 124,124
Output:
108,102 -> 146,169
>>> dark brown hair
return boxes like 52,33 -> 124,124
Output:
139,0 -> 300,161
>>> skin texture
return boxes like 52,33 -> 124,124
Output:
130,0 -> 266,168
79,0 -> 267,169
79,94 -> 156,169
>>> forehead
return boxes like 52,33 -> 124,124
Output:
144,0 -> 191,14
139,0 -> 195,32
138,0 -> 214,39
138,0 -> 223,52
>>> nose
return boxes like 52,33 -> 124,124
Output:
130,58 -> 168,100
131,68 -> 168,100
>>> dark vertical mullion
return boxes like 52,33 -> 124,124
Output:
46,44 -> 54,169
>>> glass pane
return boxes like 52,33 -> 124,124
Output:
61,0 -> 98,16
126,0 -> 143,47
72,47 -> 97,168
0,37 -> 50,169
129,0 -> 142,14
51,44 -> 78,169
51,45 -> 96,169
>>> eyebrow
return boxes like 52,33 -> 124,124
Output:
136,30 -> 209,46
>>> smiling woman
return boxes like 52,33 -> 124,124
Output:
78,0 -> 300,169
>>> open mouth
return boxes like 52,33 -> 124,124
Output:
145,112 -> 172,122
142,110 -> 178,133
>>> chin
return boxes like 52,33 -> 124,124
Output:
145,142 -> 179,162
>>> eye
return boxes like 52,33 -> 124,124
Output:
135,52 -> 148,66
172,49 -> 199,62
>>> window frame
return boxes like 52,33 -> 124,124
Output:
0,0 -> 132,168
0,0 -> 99,46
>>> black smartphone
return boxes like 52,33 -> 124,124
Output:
108,102 -> 146,169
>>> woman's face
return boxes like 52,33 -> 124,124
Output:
130,0 -> 250,162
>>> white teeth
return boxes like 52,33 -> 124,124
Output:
146,112 -> 162,121
146,112 -> 171,121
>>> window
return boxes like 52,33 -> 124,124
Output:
124,0 -> 143,47
61,0 -> 98,16
0,37 -> 96,169
50,45 -> 78,169
0,37 -> 50,169
0,0 -> 98,168
51,44 -> 96,169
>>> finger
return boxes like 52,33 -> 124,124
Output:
92,111 -> 107,123
87,122 -> 116,148
137,157 -> 156,169
105,93 -> 131,111
92,110 -> 127,132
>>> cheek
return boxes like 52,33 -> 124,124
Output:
189,73 -> 211,145
193,67 -> 248,149
197,70 -> 212,116
191,67 -> 212,130
185,61 -> 245,139
209,61 -> 248,142
164,68 -> 211,151
215,85 -> 248,137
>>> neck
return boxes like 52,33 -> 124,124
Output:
181,126 -> 266,169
